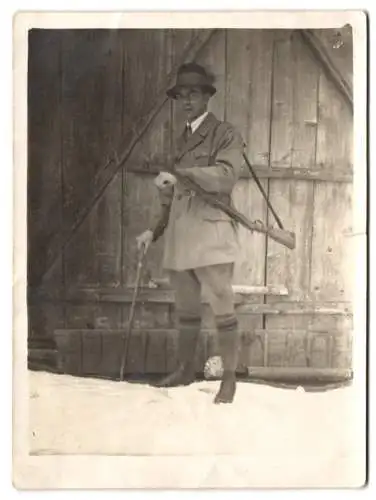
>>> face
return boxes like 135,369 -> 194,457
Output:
175,86 -> 210,122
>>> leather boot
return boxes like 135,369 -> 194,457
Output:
214,370 -> 236,404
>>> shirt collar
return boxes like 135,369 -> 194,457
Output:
187,111 -> 209,134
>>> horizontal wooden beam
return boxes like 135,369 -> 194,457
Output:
29,287 -> 353,316
29,284 -> 288,302
54,328 -> 352,338
237,301 -> 352,316
52,328 -> 352,379
247,367 -> 352,382
126,162 -> 353,183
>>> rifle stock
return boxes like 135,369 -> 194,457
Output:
263,227 -> 296,250
171,170 -> 296,250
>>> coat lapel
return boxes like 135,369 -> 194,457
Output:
174,112 -> 219,162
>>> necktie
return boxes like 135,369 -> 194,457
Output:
186,123 -> 193,138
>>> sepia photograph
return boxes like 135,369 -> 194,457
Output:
13,10 -> 367,489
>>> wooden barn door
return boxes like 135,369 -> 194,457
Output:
262,28 -> 353,372
29,28 -> 353,380
118,27 -> 354,377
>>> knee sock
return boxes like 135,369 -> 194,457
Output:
215,313 -> 240,372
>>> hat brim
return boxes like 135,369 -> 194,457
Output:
166,84 -> 216,100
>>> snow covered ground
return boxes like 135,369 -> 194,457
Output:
28,370 -> 365,487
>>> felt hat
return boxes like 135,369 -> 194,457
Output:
166,62 -> 216,99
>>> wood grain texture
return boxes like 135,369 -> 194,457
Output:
64,175 -> 122,287
29,29 -> 354,375
122,173 -> 167,285
300,28 -> 353,107
58,30 -> 123,357
310,183 -> 353,302
53,328 -> 353,375
38,30 -> 216,284
196,29 -> 226,121
61,31 -> 123,289
61,30 -> 123,225
267,31 -> 319,304
270,30 -> 294,168
121,30 -> 172,289
314,27 -> 353,93
27,30 -> 66,341
145,331 -> 167,373
54,330 -> 82,375
125,162 -> 353,182
316,71 -> 353,170
82,330 -> 102,375
28,30 -> 64,287
100,332 -> 123,377
125,30 -> 171,166
226,29 -> 273,287
64,304 -> 122,329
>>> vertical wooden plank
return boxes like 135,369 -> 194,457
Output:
266,181 -> 315,301
316,71 -> 353,170
100,331 -> 123,378
61,30 -> 123,224
226,30 -> 273,289
60,30 -> 124,332
246,30 -> 275,168
82,331 -> 102,375
240,332 -> 265,368
196,29 -> 226,121
28,30 -> 65,347
169,29 -> 199,152
54,331 -> 83,375
165,329 -> 179,373
224,30 -> 275,368
291,36 -> 321,168
28,30 -> 64,287
312,66 -> 353,307
62,30 -> 123,288
145,331 -> 167,373
126,29 -> 172,166
310,184 -> 354,302
122,30 -> 172,288
125,330 -> 147,375
237,312 -> 265,368
121,302 -> 170,374
270,30 -> 294,168
64,175 -> 122,287
267,32 -> 319,303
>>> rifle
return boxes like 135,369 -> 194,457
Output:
170,170 -> 296,250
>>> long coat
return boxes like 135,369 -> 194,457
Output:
152,112 -> 245,271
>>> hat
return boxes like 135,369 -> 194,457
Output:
166,62 -> 216,99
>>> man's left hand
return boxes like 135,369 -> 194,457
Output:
154,171 -> 177,189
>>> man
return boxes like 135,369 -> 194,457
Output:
136,62 -> 245,404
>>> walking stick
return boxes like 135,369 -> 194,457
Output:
119,245 -> 146,381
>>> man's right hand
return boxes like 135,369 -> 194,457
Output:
136,229 -> 154,253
